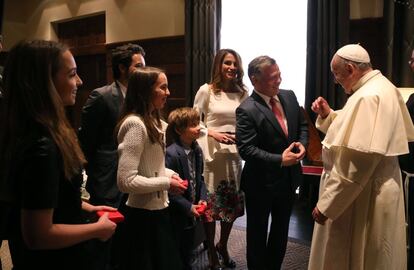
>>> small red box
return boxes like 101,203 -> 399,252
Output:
96,210 -> 125,223
196,204 -> 207,215
302,165 -> 323,176
182,180 -> 188,188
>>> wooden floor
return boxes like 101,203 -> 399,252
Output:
233,196 -> 314,244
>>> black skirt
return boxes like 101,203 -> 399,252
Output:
119,206 -> 182,270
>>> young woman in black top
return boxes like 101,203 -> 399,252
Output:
0,40 -> 117,270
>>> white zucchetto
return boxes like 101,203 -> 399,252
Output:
336,44 -> 370,63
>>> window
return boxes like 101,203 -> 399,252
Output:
221,1 -> 308,105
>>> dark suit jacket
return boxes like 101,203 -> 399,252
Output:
78,82 -> 123,207
236,90 -> 308,194
399,93 -> 414,173
165,141 -> 207,229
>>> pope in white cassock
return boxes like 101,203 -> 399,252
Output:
308,44 -> 414,270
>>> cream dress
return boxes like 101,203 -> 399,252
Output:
193,83 -> 247,222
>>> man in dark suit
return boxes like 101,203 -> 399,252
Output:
399,48 -> 414,269
79,43 -> 145,208
236,55 -> 308,270
78,43 -> 145,270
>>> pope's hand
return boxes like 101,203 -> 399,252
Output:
311,97 -> 331,119
312,206 -> 327,225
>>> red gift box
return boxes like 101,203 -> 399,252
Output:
302,165 -> 323,176
196,204 -> 207,215
182,179 -> 188,189
96,210 -> 125,223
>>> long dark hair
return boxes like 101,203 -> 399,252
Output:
116,66 -> 165,147
0,40 -> 86,182
210,48 -> 246,96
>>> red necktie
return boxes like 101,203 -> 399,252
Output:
270,97 -> 288,137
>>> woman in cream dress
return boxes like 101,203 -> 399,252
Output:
193,49 -> 247,269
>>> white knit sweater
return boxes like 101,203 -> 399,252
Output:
117,114 -> 175,210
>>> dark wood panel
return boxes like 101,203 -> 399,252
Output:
0,0 -> 3,35
160,63 -> 185,75
71,44 -> 106,56
66,53 -> 107,130
106,36 -> 186,118
108,36 -> 185,65
57,13 -> 106,48
67,36 -> 186,128
163,97 -> 187,119
57,13 -> 107,130
55,12 -> 186,127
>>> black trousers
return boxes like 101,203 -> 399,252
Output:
245,185 -> 294,270
176,225 -> 196,270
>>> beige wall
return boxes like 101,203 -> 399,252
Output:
350,0 -> 383,19
2,0 -> 385,50
2,0 -> 185,50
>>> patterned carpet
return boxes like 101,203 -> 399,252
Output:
192,226 -> 310,270
0,241 -> 12,270
0,227 -> 310,270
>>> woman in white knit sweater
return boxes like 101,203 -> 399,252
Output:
116,67 -> 187,270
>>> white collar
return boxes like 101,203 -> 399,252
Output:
254,89 -> 280,107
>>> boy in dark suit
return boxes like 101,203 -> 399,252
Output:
166,107 -> 208,270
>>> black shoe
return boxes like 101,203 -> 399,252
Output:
215,244 -> 236,268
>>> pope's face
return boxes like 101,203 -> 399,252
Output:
331,55 -> 353,94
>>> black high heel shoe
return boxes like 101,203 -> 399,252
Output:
216,243 -> 236,268
208,247 -> 224,270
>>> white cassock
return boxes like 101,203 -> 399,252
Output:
308,70 -> 414,270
